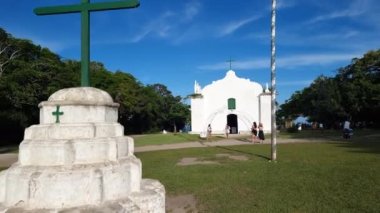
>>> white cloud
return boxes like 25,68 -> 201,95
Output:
172,25 -> 204,45
308,9 -> 363,24
278,53 -> 358,68
183,1 -> 201,21
130,11 -> 174,43
198,52 -> 360,71
277,0 -> 297,10
129,2 -> 202,43
307,0 -> 369,24
218,15 -> 262,37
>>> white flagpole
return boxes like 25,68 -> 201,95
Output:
270,0 -> 277,161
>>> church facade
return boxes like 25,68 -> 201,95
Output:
190,70 -> 271,135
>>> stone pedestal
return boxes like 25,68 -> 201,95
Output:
0,87 -> 165,212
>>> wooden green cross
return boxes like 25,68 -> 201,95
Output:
52,105 -> 64,123
34,0 -> 140,87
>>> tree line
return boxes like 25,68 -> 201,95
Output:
278,49 -> 380,129
0,28 -> 189,145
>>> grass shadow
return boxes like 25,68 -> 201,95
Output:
214,146 -> 271,161
331,139 -> 380,155
0,146 -> 18,154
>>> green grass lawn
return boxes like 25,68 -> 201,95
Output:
136,139 -> 380,212
132,129 -> 379,146
0,145 -> 19,154
131,133 -> 225,147
278,128 -> 378,140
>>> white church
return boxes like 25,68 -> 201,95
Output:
190,70 -> 271,135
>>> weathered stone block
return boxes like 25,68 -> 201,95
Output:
2,158 -> 142,209
19,137 -> 134,166
24,123 -> 124,140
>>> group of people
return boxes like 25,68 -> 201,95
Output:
206,122 -> 265,143
251,122 -> 265,143
208,124 -> 231,140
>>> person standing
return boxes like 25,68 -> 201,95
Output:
343,119 -> 352,139
225,124 -> 230,138
343,120 -> 350,131
319,123 -> 324,132
207,124 -> 212,141
258,123 -> 265,143
251,122 -> 258,143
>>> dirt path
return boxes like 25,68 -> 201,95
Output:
0,137 -> 331,168
0,153 -> 18,168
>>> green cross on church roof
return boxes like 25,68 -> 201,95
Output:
34,0 -> 140,87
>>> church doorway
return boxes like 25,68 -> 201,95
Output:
227,114 -> 238,134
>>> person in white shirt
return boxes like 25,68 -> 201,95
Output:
343,120 -> 350,130
207,124 -> 212,141
225,124 -> 230,138
343,119 -> 353,139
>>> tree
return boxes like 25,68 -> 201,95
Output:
147,84 -> 190,132
280,49 -> 380,128
337,50 -> 380,123
0,28 -> 20,77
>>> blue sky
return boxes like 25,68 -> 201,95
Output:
1,0 -> 379,104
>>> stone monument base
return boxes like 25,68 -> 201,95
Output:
0,87 -> 165,212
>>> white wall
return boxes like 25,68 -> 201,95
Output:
190,97 -> 204,133
259,93 -> 272,133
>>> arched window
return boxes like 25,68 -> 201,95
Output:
228,98 -> 236,110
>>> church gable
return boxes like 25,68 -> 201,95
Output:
201,70 -> 263,98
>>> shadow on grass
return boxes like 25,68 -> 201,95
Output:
172,133 -> 198,143
214,146 -> 271,161
0,146 -> 18,154
235,137 -> 251,143
331,139 -> 380,155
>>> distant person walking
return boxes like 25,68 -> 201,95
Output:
258,123 -> 265,143
343,120 -> 350,131
251,122 -> 258,143
225,124 -> 230,138
319,123 -> 324,132
343,119 -> 353,139
207,124 -> 212,141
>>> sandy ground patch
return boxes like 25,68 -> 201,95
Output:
166,194 -> 198,213
0,153 -> 18,168
177,157 -> 218,166
177,153 -> 249,166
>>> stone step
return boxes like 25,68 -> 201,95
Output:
19,136 -> 134,166
0,157 -> 142,210
24,123 -> 124,140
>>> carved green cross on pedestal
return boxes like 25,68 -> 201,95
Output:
34,0 -> 140,86
52,105 -> 64,123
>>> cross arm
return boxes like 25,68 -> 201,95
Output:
34,0 -> 140,15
